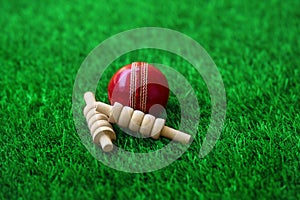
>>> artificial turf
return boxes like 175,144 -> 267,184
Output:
1,0 -> 299,199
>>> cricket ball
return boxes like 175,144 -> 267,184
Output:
108,62 -> 169,113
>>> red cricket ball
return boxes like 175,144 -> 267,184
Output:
108,62 -> 169,113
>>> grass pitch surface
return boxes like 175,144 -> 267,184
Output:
0,0 -> 299,199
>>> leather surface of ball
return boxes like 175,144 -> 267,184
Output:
108,62 -> 169,113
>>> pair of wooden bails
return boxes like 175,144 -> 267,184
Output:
83,92 -> 191,152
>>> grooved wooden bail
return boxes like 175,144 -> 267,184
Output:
96,101 -> 192,144
83,92 -> 116,152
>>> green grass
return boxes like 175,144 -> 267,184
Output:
1,0 -> 299,199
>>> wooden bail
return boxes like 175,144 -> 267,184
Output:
83,92 -> 116,152
100,101 -> 192,144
